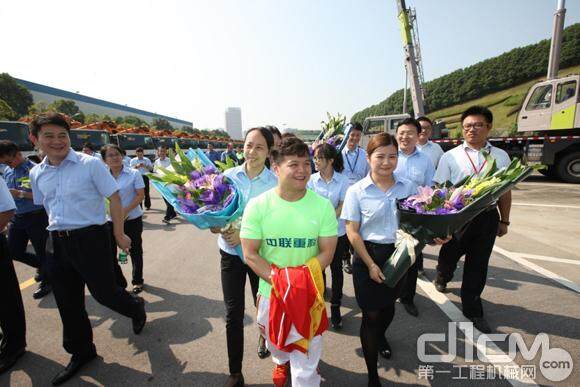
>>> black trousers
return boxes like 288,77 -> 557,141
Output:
109,218 -> 144,287
8,209 -> 50,283
142,175 -> 151,209
436,209 -> 500,318
163,199 -> 176,221
323,234 -> 349,306
220,249 -> 260,375
49,224 -> 142,358
399,251 -> 423,304
0,234 -> 26,353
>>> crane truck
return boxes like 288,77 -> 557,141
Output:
363,0 -> 580,183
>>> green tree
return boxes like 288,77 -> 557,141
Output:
0,99 -> 17,120
0,73 -> 33,117
123,115 -> 148,127
181,125 -> 194,133
28,102 -> 49,115
48,99 -> 80,117
152,118 -> 173,131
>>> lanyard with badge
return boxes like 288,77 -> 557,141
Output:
464,148 -> 487,175
346,148 -> 360,175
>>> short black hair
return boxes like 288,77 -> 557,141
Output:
396,117 -> 422,134
461,105 -> 493,124
157,145 -> 168,151
135,147 -> 144,153
29,112 -> 70,137
416,116 -> 433,126
82,142 -> 95,151
352,122 -> 363,132
245,127 -> 275,150
0,140 -> 18,158
271,137 -> 310,164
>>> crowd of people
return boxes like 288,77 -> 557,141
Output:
0,106 -> 512,387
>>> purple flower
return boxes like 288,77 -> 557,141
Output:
203,165 -> 217,175
190,170 -> 202,180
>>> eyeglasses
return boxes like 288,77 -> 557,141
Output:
463,122 -> 488,130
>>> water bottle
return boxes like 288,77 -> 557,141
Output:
118,251 -> 128,264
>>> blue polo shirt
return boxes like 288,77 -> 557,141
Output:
341,175 -> 417,244
217,164 -> 278,256
30,149 -> 119,231
3,159 -> 45,215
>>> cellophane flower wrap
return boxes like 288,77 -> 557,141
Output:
148,144 -> 245,257
382,152 -> 539,287
310,112 -> 353,154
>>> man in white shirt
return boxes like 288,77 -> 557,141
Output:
153,146 -> 176,223
340,122 -> 369,274
416,117 -> 444,168
433,106 -> 512,334
130,148 -> 153,210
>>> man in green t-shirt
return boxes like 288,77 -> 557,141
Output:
241,137 -> 337,387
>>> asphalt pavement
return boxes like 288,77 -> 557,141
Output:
1,175 -> 579,386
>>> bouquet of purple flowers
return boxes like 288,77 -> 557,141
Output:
382,154 -> 538,287
148,144 -> 243,229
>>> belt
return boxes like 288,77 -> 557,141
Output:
15,209 -> 46,218
51,224 -> 105,238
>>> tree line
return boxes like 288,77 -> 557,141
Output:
351,23 -> 580,123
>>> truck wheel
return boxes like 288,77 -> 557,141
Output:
556,151 -> 580,184
539,167 -> 556,178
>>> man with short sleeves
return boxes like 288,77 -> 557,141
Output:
153,146 -> 176,224
28,113 -> 147,385
433,106 -> 511,334
241,137 -> 337,387
416,116 -> 444,168
221,142 -> 239,164
0,140 -> 51,299
393,118 -> 435,317
0,176 -> 27,374
130,147 -> 153,210
341,122 -> 369,274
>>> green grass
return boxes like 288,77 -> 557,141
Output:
428,64 -> 580,136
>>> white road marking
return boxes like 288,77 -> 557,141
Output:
417,277 -> 538,387
493,246 -> 580,294
518,253 -> 580,266
512,202 -> 580,209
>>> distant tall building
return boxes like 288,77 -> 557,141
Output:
225,107 -> 243,140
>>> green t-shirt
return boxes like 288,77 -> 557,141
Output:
241,188 -> 338,297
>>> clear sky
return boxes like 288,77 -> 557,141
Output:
2,0 -> 578,131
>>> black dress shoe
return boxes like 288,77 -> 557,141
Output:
224,373 -> 245,387
434,280 -> 447,293
379,339 -> 392,359
51,353 -> 97,385
0,347 -> 26,375
34,270 -> 42,283
257,335 -> 270,359
132,297 -> 147,334
33,284 -> 52,299
402,302 -> 419,317
343,261 -> 353,274
470,317 -> 492,334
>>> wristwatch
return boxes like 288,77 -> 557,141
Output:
500,220 -> 510,226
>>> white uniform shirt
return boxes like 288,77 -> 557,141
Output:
433,142 -> 511,185
416,141 -> 444,168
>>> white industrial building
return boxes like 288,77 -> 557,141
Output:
225,107 -> 242,140
15,78 -> 192,128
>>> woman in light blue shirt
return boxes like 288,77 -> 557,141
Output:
102,144 -> 146,294
341,133 -> 417,387
307,143 -> 349,330
211,127 -> 277,387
